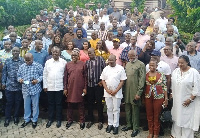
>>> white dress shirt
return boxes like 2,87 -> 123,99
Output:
43,58 -> 67,91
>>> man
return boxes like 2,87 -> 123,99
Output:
182,41 -> 200,72
43,47 -> 67,128
114,27 -> 125,44
0,41 -> 13,64
73,20 -> 87,38
120,33 -> 131,49
150,32 -> 165,51
89,32 -> 100,49
146,50 -> 171,93
163,26 -> 178,42
109,38 -> 123,66
2,47 -> 24,127
193,32 -> 200,52
97,22 -> 108,41
122,18 -> 131,32
29,40 -> 48,67
120,36 -> 142,67
2,25 -> 21,44
72,29 -> 87,50
63,26 -> 77,49
96,3 -> 102,15
153,25 -> 165,43
20,39 -> 30,58
122,50 -> 146,137
85,20 -> 96,40
93,14 -> 100,30
124,22 -> 137,36
17,53 -> 43,129
85,48 -> 106,130
155,11 -> 168,33
105,31 -> 114,50
107,2 -> 115,15
160,45 -> 179,72
100,54 -> 127,135
9,32 -> 21,48
109,20 -> 118,36
137,26 -> 150,49
54,12 -> 62,24
111,7 -> 122,22
58,19 -> 68,38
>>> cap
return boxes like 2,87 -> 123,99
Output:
112,38 -> 120,42
150,50 -> 161,56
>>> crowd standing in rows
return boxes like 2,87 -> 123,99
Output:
0,2 -> 200,138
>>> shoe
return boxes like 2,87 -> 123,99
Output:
86,122 -> 93,128
121,126 -> 132,131
46,120 -> 53,128
98,122 -> 103,130
14,117 -> 19,125
66,121 -> 73,129
80,123 -> 85,130
159,127 -> 164,136
131,130 -> 140,137
32,122 -> 37,129
4,119 -> 9,127
143,125 -> 149,131
106,125 -> 113,133
21,121 -> 31,128
113,127 -> 118,135
56,121 -> 61,128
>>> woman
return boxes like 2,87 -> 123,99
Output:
50,35 -> 63,50
95,40 -> 110,61
145,18 -> 155,35
145,59 -> 168,138
61,41 -> 74,62
140,40 -> 155,65
63,48 -> 87,130
79,41 -> 90,62
171,55 -> 200,138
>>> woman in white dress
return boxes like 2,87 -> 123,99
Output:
171,55 -> 200,138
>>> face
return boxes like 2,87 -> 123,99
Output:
52,48 -> 60,60
100,23 -> 105,30
125,34 -> 131,41
9,34 -> 17,42
165,38 -> 173,46
71,51 -> 79,62
91,32 -> 97,40
26,33 -> 32,40
12,47 -> 20,59
88,49 -> 95,59
117,28 -> 123,35
59,19 -> 65,26
4,41 -> 12,51
76,30 -> 83,38
55,36 -> 61,44
35,41 -> 43,50
163,46 -> 172,56
25,56 -> 33,65
8,26 -> 15,33
55,30 -> 61,36
88,21 -> 93,28
128,51 -> 137,62
130,23 -> 135,30
112,20 -> 117,27
67,42 -> 73,50
97,41 -> 102,49
146,41 -> 153,50
77,21 -> 82,28
113,41 -> 119,48
149,61 -> 157,72
36,33 -> 43,40
187,42 -> 196,52
22,40 -> 29,48
108,56 -> 116,67
153,26 -> 159,33
130,37 -> 137,45
178,58 -> 188,70
83,42 -> 89,50
167,28 -> 174,36
149,19 -> 155,26
107,32 -> 113,40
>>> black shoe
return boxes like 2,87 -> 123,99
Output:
131,130 -> 140,137
14,117 -> 19,125
56,121 -> 61,128
159,127 -> 164,136
32,122 -> 37,129
80,123 -> 85,130
21,121 -> 31,128
86,122 -> 93,128
143,126 -> 149,131
113,127 -> 118,135
46,120 -> 53,128
98,122 -> 103,130
4,119 -> 9,127
66,121 -> 73,129
121,126 -> 132,131
106,125 -> 113,133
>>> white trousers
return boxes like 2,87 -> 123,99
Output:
171,122 -> 194,138
105,97 -> 121,127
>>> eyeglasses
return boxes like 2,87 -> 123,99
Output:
163,49 -> 170,51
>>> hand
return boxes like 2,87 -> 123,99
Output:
2,85 -> 6,90
19,79 -> 24,84
111,90 -> 117,96
163,99 -> 168,108
83,89 -> 87,95
44,88 -> 47,92
32,79 -> 38,85
98,81 -> 103,87
106,89 -> 112,95
169,93 -> 173,99
63,90 -> 68,97
135,95 -> 140,100
183,99 -> 191,107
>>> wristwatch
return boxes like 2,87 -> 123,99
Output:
189,98 -> 194,103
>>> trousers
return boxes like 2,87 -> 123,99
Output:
171,122 -> 194,138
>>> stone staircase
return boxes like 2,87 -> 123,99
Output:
145,0 -> 159,9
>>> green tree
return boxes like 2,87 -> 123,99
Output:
167,0 -> 200,34
130,0 -> 146,13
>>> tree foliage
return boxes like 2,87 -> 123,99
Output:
167,0 -> 200,34
0,0 -> 53,27
130,0 -> 146,13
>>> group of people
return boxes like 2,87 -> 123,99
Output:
0,2 -> 200,138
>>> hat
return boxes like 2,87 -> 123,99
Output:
150,50 -> 161,56
112,38 -> 120,42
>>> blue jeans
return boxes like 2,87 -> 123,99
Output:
5,90 -> 22,120
23,93 -> 40,123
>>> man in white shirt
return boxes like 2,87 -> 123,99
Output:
155,12 -> 168,33
100,54 -> 127,135
43,46 -> 67,128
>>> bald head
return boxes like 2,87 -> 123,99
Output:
24,53 -> 33,65
128,50 -> 137,62
88,48 -> 95,59
108,54 -> 116,67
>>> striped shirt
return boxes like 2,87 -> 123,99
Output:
120,46 -> 142,62
85,56 -> 106,87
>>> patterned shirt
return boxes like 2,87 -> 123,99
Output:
85,56 -> 106,87
29,49 -> 48,67
2,57 -> 24,91
17,62 -> 43,95
0,50 -> 12,64
120,46 -> 142,62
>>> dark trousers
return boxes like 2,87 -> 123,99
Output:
5,90 -> 22,120
67,102 -> 85,123
87,86 -> 104,123
47,91 -> 63,121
